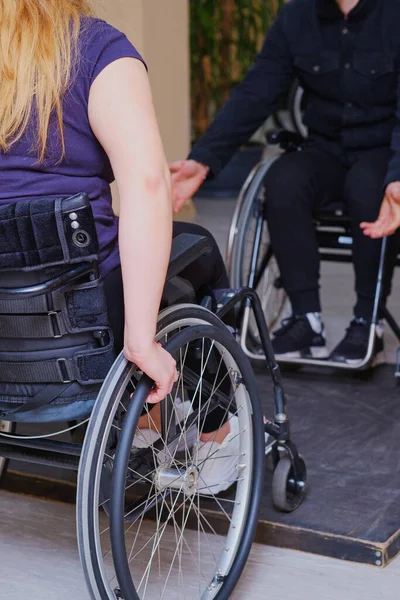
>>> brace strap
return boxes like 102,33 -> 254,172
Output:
0,345 -> 115,384
0,383 -> 70,418
0,296 -> 49,314
0,312 -> 68,339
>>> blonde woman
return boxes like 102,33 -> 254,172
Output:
0,0 -> 238,490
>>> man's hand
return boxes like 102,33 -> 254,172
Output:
361,182 -> 400,238
169,160 -> 210,213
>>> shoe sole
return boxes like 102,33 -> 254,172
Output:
333,350 -> 385,367
275,346 -> 329,360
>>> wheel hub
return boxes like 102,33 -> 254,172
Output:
154,466 -> 199,496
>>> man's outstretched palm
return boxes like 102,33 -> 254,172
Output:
170,160 -> 209,213
361,182 -> 400,238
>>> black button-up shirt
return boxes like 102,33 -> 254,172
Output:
190,0 -> 400,188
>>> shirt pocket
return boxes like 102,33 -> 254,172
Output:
294,53 -> 340,76
353,52 -> 396,106
353,52 -> 395,79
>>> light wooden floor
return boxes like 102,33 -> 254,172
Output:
0,490 -> 398,600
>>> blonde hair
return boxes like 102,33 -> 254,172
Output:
0,0 -> 93,161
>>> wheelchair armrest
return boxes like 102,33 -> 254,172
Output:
267,129 -> 305,152
166,234 -> 212,282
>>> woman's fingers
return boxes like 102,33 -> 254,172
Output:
127,341 -> 178,404
149,348 -> 178,403
147,387 -> 166,404
147,368 -> 178,404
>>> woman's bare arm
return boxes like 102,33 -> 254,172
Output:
88,57 -> 177,402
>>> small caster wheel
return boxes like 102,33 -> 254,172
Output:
272,455 -> 307,513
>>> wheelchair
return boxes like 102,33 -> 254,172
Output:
227,84 -> 400,374
271,80 -> 307,139
0,193 -> 306,600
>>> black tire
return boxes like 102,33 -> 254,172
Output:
288,81 -> 307,139
229,159 -> 290,338
77,305 -> 265,600
272,455 -> 307,513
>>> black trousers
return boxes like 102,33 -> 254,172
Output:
264,147 -> 399,320
104,221 -> 230,433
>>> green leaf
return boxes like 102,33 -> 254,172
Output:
190,0 -> 284,137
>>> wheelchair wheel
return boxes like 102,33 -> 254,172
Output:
229,159 -> 290,345
288,81 -> 307,139
272,455 -> 307,513
0,421 -> 14,484
226,162 -> 264,274
77,304 -> 265,600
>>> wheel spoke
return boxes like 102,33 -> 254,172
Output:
191,502 -> 221,566
137,492 -> 187,593
159,493 -> 198,599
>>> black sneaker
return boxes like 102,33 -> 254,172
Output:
330,318 -> 384,364
272,313 -> 328,359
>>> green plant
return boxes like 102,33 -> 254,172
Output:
190,0 -> 284,138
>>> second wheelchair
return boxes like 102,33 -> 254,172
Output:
227,120 -> 400,374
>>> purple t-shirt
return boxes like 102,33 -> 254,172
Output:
0,17 -> 145,277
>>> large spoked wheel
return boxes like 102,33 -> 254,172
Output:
288,81 -> 307,139
0,420 -> 15,484
229,160 -> 290,351
77,305 -> 265,600
225,160 -> 267,274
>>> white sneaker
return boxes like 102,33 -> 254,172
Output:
133,428 -> 162,449
133,399 -> 195,460
194,413 -> 241,496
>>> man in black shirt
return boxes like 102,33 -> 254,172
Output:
171,0 -> 400,364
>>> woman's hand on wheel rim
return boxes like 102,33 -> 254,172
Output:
124,341 -> 178,404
